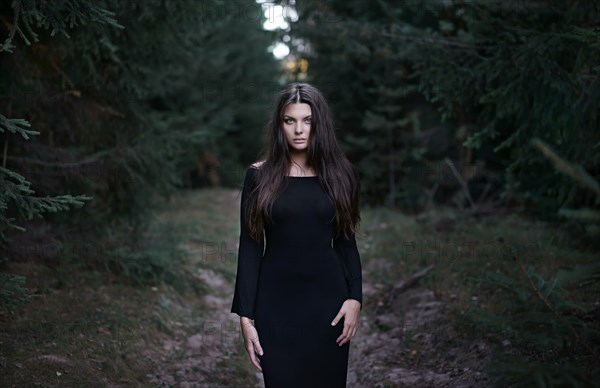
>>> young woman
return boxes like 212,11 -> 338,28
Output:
230,82 -> 363,387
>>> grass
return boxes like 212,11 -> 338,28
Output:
359,205 -> 596,304
1,272 -> 163,386
357,203 -> 598,385
1,187 -> 596,387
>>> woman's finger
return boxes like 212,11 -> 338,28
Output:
335,300 -> 362,345
338,320 -> 352,346
338,320 -> 352,343
331,310 -> 344,326
249,348 -> 262,372
253,337 -> 264,357
246,339 -> 263,372
339,318 -> 360,346
243,325 -> 263,372
336,329 -> 344,342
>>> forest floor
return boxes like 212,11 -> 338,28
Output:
1,188 -> 594,387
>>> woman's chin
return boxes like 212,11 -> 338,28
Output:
289,145 -> 308,152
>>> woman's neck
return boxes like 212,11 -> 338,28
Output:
290,151 -> 307,168
289,151 -> 314,176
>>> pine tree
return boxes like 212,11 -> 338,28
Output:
0,1 -> 116,235
1,0 -> 280,297
291,0 -> 599,215
0,0 -> 114,307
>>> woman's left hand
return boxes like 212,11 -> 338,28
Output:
331,298 -> 361,346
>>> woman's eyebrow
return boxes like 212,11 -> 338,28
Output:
283,115 -> 312,119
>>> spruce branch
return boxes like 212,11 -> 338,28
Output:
444,157 -> 476,209
0,166 -> 93,237
379,31 -> 500,51
531,137 -> 600,197
1,0 -> 122,52
6,153 -> 107,168
514,256 -> 593,354
0,114 -> 39,140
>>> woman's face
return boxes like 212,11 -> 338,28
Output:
282,103 -> 312,153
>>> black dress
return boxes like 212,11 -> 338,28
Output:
231,166 -> 363,388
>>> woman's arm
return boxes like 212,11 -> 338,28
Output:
231,166 -> 264,320
333,231 -> 363,309
331,228 -> 362,346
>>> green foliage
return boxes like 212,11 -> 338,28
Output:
0,1 -> 99,248
465,260 -> 599,386
0,114 -> 37,138
0,271 -> 31,309
531,137 -> 600,239
488,354 -> 593,388
555,262 -> 600,287
56,218 -> 193,292
531,138 -> 600,198
0,2 -> 123,299
291,0 -> 599,213
0,0 -> 122,52
0,165 -> 91,238
1,0 -> 279,290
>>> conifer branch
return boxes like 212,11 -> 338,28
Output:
444,157 -> 476,209
515,256 -> 593,354
379,31 -> 503,51
6,154 -> 105,168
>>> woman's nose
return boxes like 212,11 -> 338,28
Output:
295,122 -> 308,134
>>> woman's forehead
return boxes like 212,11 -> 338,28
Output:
283,103 -> 312,116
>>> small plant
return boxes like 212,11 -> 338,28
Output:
0,271 -> 30,309
465,254 -> 599,387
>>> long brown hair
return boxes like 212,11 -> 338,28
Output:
245,82 -> 360,242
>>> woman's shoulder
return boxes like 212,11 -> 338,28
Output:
244,160 -> 265,182
249,160 -> 265,169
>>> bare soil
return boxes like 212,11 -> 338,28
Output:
2,188 -> 495,387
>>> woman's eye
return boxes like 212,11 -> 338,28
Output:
284,119 -> 293,124
305,118 -> 311,123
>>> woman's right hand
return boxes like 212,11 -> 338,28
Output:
241,320 -> 264,372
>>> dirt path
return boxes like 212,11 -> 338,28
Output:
144,266 -> 247,387
347,257 -> 491,387
140,189 -> 258,387
3,189 -> 588,387
142,189 -> 491,387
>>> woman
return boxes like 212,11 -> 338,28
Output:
230,82 -> 363,387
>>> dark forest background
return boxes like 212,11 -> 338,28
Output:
1,1 -> 598,387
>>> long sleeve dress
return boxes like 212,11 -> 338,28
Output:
231,165 -> 363,388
